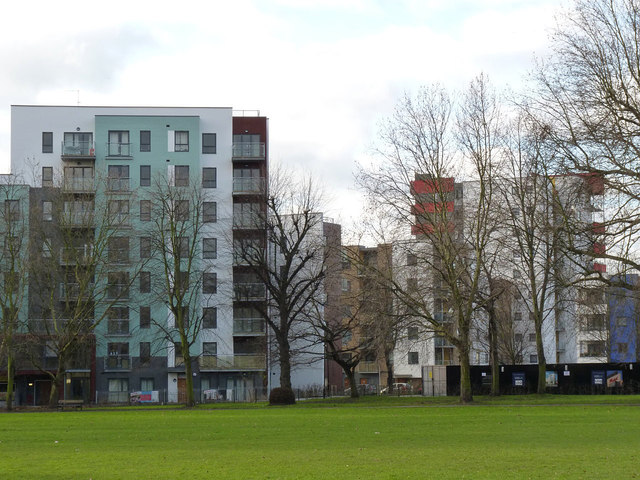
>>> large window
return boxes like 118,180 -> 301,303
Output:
176,200 -> 189,221
175,131 -> 189,152
175,166 -> 189,186
203,202 -> 217,223
42,132 -> 53,153
140,307 -> 151,329
140,342 -> 151,364
140,200 -> 151,222
107,272 -> 130,299
202,133 -> 216,154
580,341 -> 605,357
140,130 -> 151,152
408,352 -> 419,365
202,167 -> 217,188
140,237 -> 151,259
42,167 -> 53,187
203,273 -> 217,294
42,201 -> 52,221
140,271 -> 151,293
203,307 -> 217,329
63,132 -> 93,155
203,238 -> 217,259
108,165 -> 130,192
108,199 -> 129,225
107,306 -> 129,335
5,200 -> 19,221
108,130 -> 130,156
140,165 -> 151,187
203,342 -> 217,356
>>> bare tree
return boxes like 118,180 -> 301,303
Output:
145,172 -> 216,407
28,175 -> 139,407
234,167 -> 327,391
358,77 -> 502,403
531,0 -> 640,279
0,176 -> 30,410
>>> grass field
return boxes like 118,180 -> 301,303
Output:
1,395 -> 639,479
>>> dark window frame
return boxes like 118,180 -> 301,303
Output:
202,167 -> 217,188
42,132 -> 53,153
140,165 -> 151,187
202,133 -> 217,154
140,130 -> 151,152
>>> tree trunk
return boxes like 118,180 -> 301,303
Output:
278,338 -> 293,390
459,347 -> 473,403
183,351 -> 195,407
6,354 -> 14,411
536,330 -> 547,394
346,369 -> 359,398
488,310 -> 500,396
48,372 -> 62,409
385,357 -> 394,392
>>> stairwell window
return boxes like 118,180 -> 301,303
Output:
202,133 -> 216,154
408,352 -> 419,365
140,130 -> 151,152
42,132 -> 53,153
175,131 -> 189,152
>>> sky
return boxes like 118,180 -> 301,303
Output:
0,0 -> 563,239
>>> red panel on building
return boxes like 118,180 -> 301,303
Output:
578,173 -> 604,195
593,242 -> 606,255
412,201 -> 454,214
593,262 -> 607,273
592,222 -> 605,234
411,178 -> 454,194
411,222 -> 455,235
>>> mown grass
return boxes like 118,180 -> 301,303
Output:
1,396 -> 639,479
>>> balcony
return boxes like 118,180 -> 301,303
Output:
106,143 -> 133,158
59,246 -> 92,265
356,361 -> 379,374
233,318 -> 265,335
232,142 -> 265,160
232,213 -> 263,230
61,141 -> 95,159
234,283 -> 266,301
233,177 -> 266,194
107,178 -> 130,193
63,177 -> 95,193
61,211 -> 94,227
198,354 -> 266,371
60,283 -> 94,301
104,355 -> 131,370
107,319 -> 130,336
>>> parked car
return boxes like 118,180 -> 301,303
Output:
380,383 -> 412,395
344,384 -> 378,396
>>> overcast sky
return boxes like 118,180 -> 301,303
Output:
0,0 -> 562,236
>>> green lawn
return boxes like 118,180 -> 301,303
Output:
1,396 -> 639,479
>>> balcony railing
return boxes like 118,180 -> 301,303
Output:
234,283 -> 266,301
104,355 -> 131,370
61,211 -> 94,226
107,319 -> 130,335
198,354 -> 266,371
232,214 -> 263,229
63,177 -> 95,193
62,141 -> 95,157
356,361 -> 379,373
232,177 -> 265,194
60,283 -> 94,300
232,142 -> 265,159
106,143 -> 132,157
59,246 -> 92,265
233,318 -> 265,335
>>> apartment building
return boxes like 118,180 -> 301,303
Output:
4,105 -> 269,405
392,173 -> 609,380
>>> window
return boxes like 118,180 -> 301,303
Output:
140,237 -> 151,259
175,166 -> 189,186
140,307 -> 151,328
529,354 -> 538,363
140,378 -> 154,391
408,326 -> 419,340
108,200 -> 129,225
5,200 -> 19,221
176,200 -> 189,221
42,239 -> 51,258
108,130 -> 130,156
617,343 -> 629,355
42,201 -> 52,221
140,200 -> 151,222
341,278 -> 351,292
408,352 -> 419,365
140,271 -> 150,293
233,134 -> 261,157
176,236 -> 189,259
173,271 -> 189,295
528,333 -> 536,342
513,269 -> 521,279
203,238 -> 217,259
140,342 -> 151,364
616,317 -> 629,328
63,132 -> 93,155
108,165 -> 130,191
514,312 -> 522,322
407,253 -> 417,266
202,133 -> 216,154
108,378 -> 129,392
140,130 -> 151,152
514,333 -> 523,343
107,272 -> 129,299
140,165 -> 151,187
203,202 -> 217,223
580,341 -> 605,357
42,167 -> 53,187
42,132 -> 53,153
202,167 -> 217,188
203,273 -> 217,294
175,131 -> 189,152
203,342 -> 217,356
407,277 -> 418,291
107,306 -> 129,335
203,307 -> 217,329
108,237 -> 129,264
